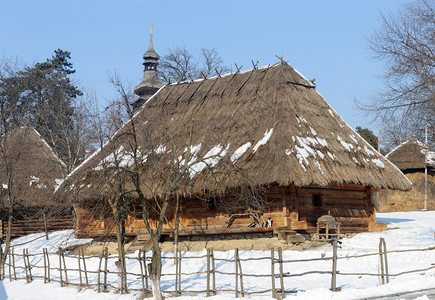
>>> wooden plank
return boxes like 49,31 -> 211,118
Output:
297,188 -> 367,199
175,227 -> 273,237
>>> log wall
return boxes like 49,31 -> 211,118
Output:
0,217 -> 74,239
75,183 -> 383,238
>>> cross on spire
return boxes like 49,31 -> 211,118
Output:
150,22 -> 153,38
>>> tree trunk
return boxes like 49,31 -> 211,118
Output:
115,216 -> 127,293
149,240 -> 163,300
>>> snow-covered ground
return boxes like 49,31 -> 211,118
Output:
1,211 -> 435,300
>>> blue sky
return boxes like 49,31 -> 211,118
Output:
0,0 -> 411,131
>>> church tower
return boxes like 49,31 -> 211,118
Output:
132,23 -> 163,111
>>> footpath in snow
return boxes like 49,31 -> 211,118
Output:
1,211 -> 434,300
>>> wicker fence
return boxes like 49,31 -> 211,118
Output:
1,238 -> 434,298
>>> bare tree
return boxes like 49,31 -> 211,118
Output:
159,47 -> 228,83
358,0 -> 434,146
199,48 -> 229,78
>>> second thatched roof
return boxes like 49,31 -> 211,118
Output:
0,127 -> 66,209
55,62 -> 411,201
386,136 -> 435,171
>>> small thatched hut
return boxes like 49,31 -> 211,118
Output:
378,137 -> 434,212
0,127 -> 71,237
55,62 -> 411,240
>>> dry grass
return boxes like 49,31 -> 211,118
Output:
378,172 -> 435,212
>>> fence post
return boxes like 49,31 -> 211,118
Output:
271,248 -> 276,298
81,249 -> 88,285
379,238 -> 385,284
23,249 -> 29,283
138,250 -> 145,293
178,249 -> 182,294
235,248 -> 239,298
26,249 -> 32,282
236,248 -> 244,297
211,248 -> 216,295
144,250 -> 149,291
103,247 -> 108,292
278,247 -> 285,299
59,248 -> 63,287
206,248 -> 210,297
331,240 -> 338,292
12,247 -> 16,281
78,250 -> 82,287
61,250 -> 68,285
43,248 -> 47,283
46,248 -> 51,283
379,238 -> 389,284
97,248 -> 104,293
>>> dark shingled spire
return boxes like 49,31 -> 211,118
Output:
132,23 -> 163,111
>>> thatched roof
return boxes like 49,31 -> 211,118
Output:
0,127 -> 65,209
55,62 -> 411,202
386,136 -> 435,171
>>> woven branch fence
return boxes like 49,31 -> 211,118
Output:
0,238 -> 434,298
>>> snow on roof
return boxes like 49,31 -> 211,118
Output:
252,128 -> 274,153
230,142 -> 252,163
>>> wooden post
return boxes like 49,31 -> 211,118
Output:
43,248 -> 47,283
46,248 -> 51,283
331,240 -> 338,292
78,250 -> 82,287
81,249 -> 88,285
206,248 -> 210,297
178,249 -> 181,294
211,248 -> 216,295
383,240 -> 389,284
379,239 -> 385,284
26,249 -> 32,282
138,250 -> 145,293
58,248 -> 63,287
97,248 -> 104,293
235,249 -> 239,298
62,251 -> 68,285
278,247 -> 285,298
271,248 -> 276,298
43,213 -> 49,240
236,248 -> 244,297
143,250 -> 148,290
23,249 -> 29,283
103,247 -> 108,292
12,247 -> 16,281
379,238 -> 389,284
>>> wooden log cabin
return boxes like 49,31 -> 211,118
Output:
55,61 -> 411,240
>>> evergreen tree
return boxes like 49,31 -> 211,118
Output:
0,50 -> 92,173
356,126 -> 379,150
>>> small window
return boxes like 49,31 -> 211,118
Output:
313,194 -> 322,207
207,197 -> 218,210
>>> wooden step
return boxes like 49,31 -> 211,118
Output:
126,235 -> 153,253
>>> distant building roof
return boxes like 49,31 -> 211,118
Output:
386,136 -> 435,170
